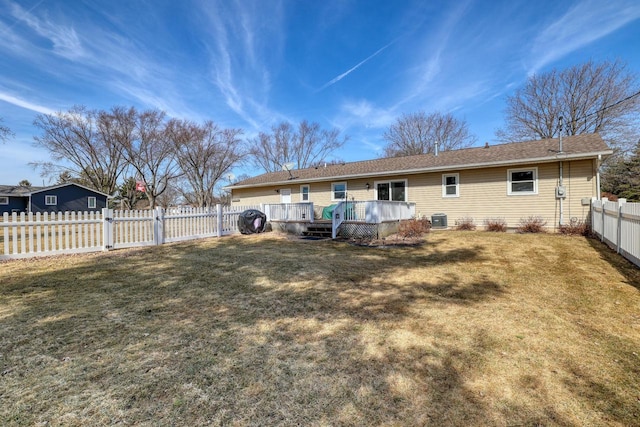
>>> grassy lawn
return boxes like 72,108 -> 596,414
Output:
1,231 -> 639,426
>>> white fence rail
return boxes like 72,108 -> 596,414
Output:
591,198 -> 640,268
1,211 -> 103,259
0,205 -> 261,260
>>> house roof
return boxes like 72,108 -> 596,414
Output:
0,185 -> 43,197
0,183 -> 109,197
230,133 -> 612,189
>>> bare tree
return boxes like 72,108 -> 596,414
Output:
114,108 -> 182,209
167,119 -> 244,207
382,111 -> 477,157
248,120 -> 347,172
497,60 -> 640,150
32,106 -> 128,194
0,117 -> 12,143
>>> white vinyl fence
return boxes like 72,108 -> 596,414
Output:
0,205 -> 260,260
591,198 -> 640,267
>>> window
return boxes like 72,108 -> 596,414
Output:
375,180 -> 407,202
88,196 -> 97,208
45,195 -> 57,205
300,185 -> 310,202
0,196 -> 8,205
442,173 -> 459,197
332,182 -> 347,201
508,167 -> 538,195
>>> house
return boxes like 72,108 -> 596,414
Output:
0,183 -> 109,215
228,133 -> 612,230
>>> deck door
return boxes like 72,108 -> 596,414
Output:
280,188 -> 291,204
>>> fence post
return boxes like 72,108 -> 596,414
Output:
154,207 -> 165,246
102,208 -> 113,251
310,202 -> 314,223
601,197 -> 608,242
216,204 -> 223,237
617,199 -> 626,254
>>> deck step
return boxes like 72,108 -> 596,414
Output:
303,223 -> 333,238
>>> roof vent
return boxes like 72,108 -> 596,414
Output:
484,142 -> 489,148
434,142 -> 439,157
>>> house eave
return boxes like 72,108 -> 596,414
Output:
228,150 -> 612,190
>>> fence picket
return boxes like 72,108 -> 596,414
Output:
591,199 -> 640,268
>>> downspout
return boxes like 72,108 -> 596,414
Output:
558,116 -> 564,227
559,162 -> 564,226
596,154 -> 602,201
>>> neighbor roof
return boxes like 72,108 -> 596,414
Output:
230,133 -> 611,189
0,185 -> 43,197
0,183 -> 109,197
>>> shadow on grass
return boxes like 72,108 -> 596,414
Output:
586,236 -> 640,291
0,233 -> 635,425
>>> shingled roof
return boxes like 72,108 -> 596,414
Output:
0,185 -> 43,196
231,133 -> 611,189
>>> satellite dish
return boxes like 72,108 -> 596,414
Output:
282,162 -> 295,180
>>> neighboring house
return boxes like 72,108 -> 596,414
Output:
0,183 -> 109,215
228,133 -> 612,228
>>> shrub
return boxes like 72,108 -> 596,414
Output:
455,217 -> 476,231
398,217 -> 431,238
558,217 -> 590,236
517,216 -> 547,233
483,217 -> 507,232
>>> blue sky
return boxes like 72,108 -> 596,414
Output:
1,0 -> 640,186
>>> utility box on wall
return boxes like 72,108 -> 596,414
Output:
431,213 -> 447,228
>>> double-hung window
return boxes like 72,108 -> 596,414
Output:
300,185 -> 310,202
331,182 -> 347,201
508,167 -> 538,195
442,173 -> 459,197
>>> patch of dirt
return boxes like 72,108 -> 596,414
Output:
345,232 -> 426,248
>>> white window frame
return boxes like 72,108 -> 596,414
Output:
331,182 -> 347,201
88,196 -> 97,209
508,167 -> 538,195
300,185 -> 310,202
45,195 -> 57,206
442,173 -> 460,198
0,196 -> 8,205
374,179 -> 408,202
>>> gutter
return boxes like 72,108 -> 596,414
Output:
227,150 -> 613,190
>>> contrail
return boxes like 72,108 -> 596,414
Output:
317,40 -> 395,92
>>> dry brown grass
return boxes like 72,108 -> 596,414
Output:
1,232 -> 639,426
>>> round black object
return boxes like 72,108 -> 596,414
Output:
238,209 -> 267,234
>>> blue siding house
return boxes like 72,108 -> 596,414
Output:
0,183 -> 109,215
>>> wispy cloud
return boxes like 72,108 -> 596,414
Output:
528,0 -> 640,74
317,41 -> 396,92
395,0 -> 472,107
336,99 -> 396,130
8,2 -> 85,60
199,0 -> 285,130
0,91 -> 54,114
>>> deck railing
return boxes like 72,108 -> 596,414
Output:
331,200 -> 416,238
262,202 -> 314,222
